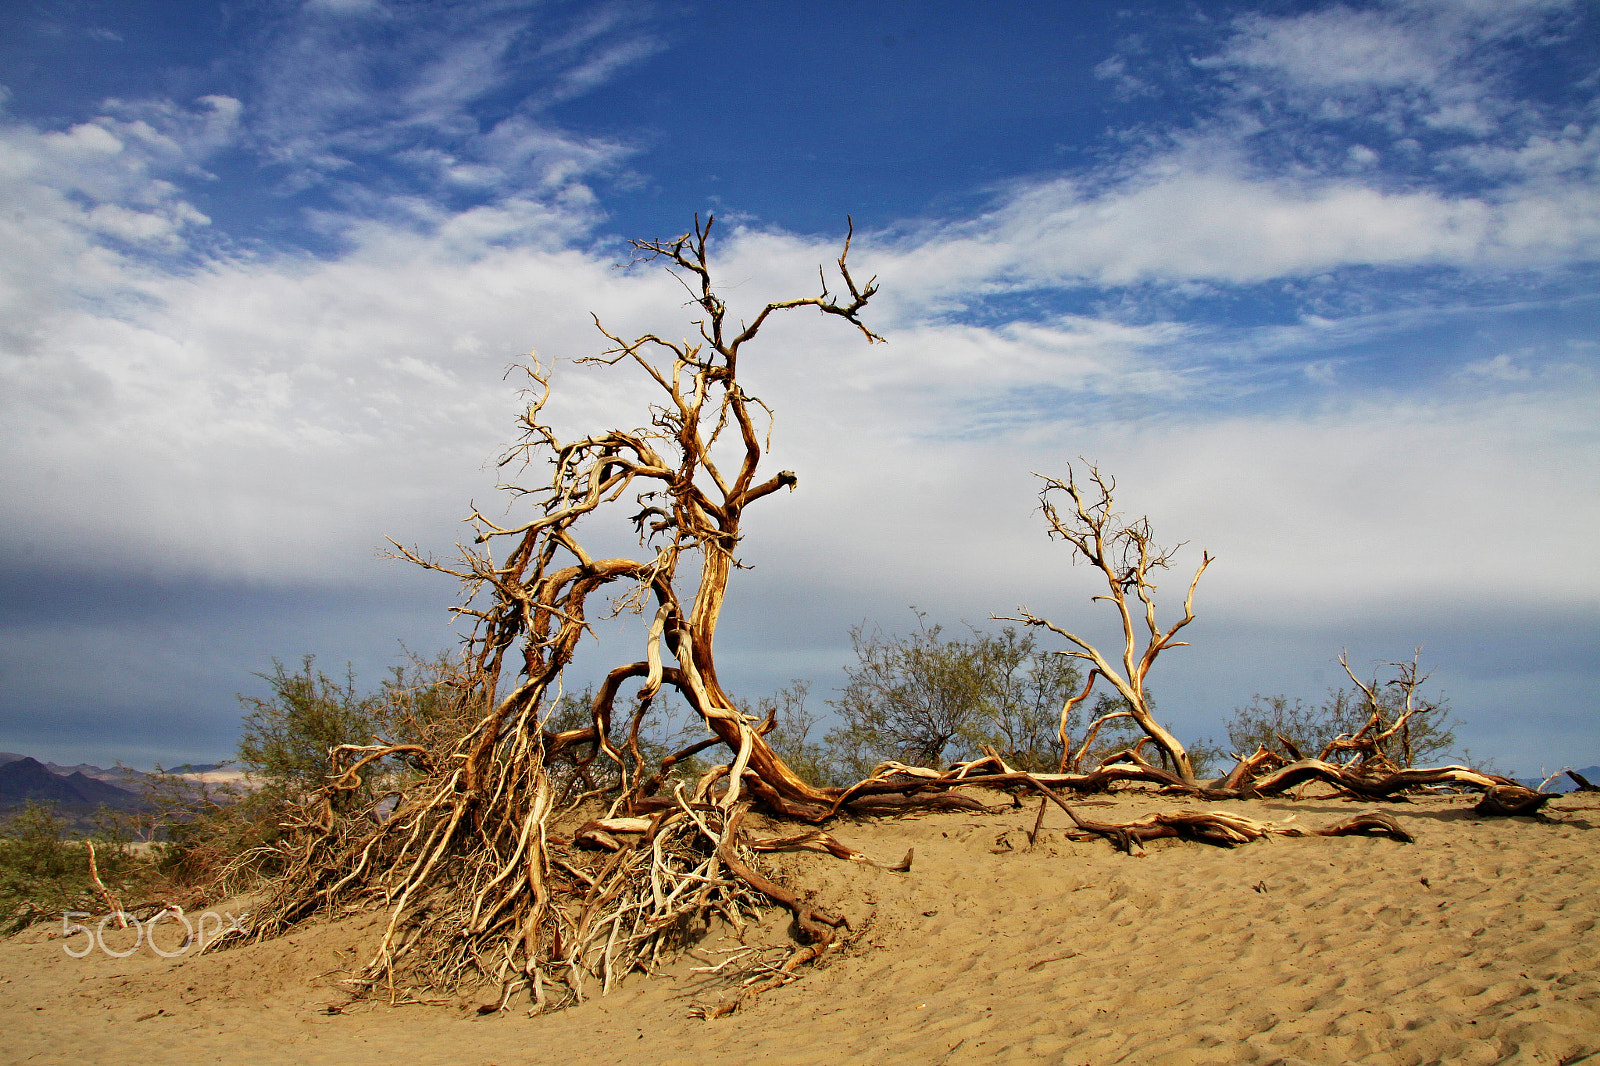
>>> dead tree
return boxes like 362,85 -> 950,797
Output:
1001,464 -> 1212,785
244,216 -> 887,1009
398,214 -> 883,820
1321,649 -> 1449,770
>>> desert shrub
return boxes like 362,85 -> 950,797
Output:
824,619 -> 1082,779
237,656 -> 384,801
0,802 -> 77,901
148,650 -> 480,899
972,628 -> 1083,771
145,773 -> 281,896
1226,692 -> 1366,760
236,650 -> 481,803
1226,684 -> 1458,767
749,681 -> 839,787
372,648 -> 483,759
0,802 -> 148,926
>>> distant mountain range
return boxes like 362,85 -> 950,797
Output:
0,753 -> 247,831
1,751 -> 1592,830
0,756 -> 147,826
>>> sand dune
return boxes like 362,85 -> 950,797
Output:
4,791 -> 1595,1065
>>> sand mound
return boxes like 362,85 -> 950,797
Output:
4,792 -> 1595,1065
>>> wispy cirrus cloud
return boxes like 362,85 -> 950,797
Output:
241,0 -> 660,208
1203,0 -> 1581,133
861,160 -> 1600,310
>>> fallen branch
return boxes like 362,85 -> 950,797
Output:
1312,810 -> 1414,842
1017,773 -> 1416,855
1473,784 -> 1556,817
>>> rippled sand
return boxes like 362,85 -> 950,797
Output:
4,791 -> 1595,1065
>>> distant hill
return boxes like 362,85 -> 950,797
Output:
63,770 -> 144,807
0,757 -> 143,811
0,754 -> 255,831
45,761 -> 151,792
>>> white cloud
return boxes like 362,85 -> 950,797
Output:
1448,123 -> 1600,181
84,201 -> 210,246
10,187 -> 1589,642
1347,144 -> 1379,166
545,36 -> 665,105
1216,6 -> 1450,93
1461,353 -> 1532,381
1303,361 -> 1338,384
1210,0 -> 1577,104
0,95 -> 242,369
863,159 -> 1600,296
1184,0 -> 1588,193
304,0 -> 386,12
1423,101 -> 1495,135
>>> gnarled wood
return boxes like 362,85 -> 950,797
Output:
999,464 -> 1211,784
1237,759 -> 1515,799
1474,785 -> 1556,817
245,218 -> 886,1010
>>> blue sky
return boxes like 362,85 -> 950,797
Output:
1,0 -> 1595,775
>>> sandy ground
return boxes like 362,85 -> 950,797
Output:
3,791 -> 1596,1066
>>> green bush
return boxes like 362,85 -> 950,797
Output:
144,772 -> 281,894
236,656 -> 384,799
823,619 -> 1083,778
1225,685 -> 1458,767
0,802 -> 144,927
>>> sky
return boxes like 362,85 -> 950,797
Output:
0,0 -> 1595,777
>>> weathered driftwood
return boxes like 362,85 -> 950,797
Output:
1228,759 -> 1516,799
1314,811 -> 1416,842
1035,799 -> 1414,857
1473,784 -> 1557,817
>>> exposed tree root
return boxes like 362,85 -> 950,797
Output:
249,760 -> 902,1014
817,751 -> 1526,810
1223,759 -> 1517,800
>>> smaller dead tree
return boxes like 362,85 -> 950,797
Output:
1002,464 -> 1211,786
1323,649 -> 1454,770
